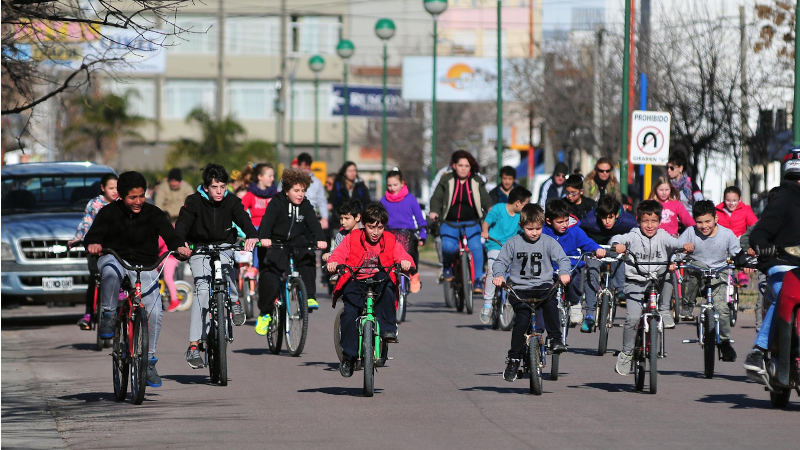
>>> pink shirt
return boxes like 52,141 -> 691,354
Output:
658,199 -> 695,236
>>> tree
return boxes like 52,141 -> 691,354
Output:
2,0 -> 191,115
60,90 -> 147,164
167,108 -> 276,176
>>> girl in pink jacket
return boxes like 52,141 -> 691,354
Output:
715,186 -> 758,237
649,176 -> 695,236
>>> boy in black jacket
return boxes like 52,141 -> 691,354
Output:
175,164 -> 259,370
85,171 -> 191,387
255,169 -> 327,336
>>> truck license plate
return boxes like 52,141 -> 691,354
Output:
42,277 -> 73,290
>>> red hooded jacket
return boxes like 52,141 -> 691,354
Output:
715,202 -> 758,237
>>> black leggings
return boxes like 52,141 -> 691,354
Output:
508,286 -> 560,359
257,248 -> 317,316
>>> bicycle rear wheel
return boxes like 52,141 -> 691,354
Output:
460,252 -> 473,314
442,280 -> 455,308
285,278 -> 309,357
499,294 -> 514,331
267,300 -> 284,355
729,285 -> 738,327
649,317 -> 659,394
112,315 -> 129,401
362,321 -> 375,397
550,352 -> 560,381
703,313 -> 716,379
130,308 -> 149,404
490,292 -> 500,330
333,308 -> 344,363
215,292 -> 228,385
241,278 -> 255,319
529,339 -> 543,395
396,276 -> 407,323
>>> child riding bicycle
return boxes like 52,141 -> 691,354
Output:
611,200 -> 693,376
174,164 -> 259,369
326,202 -> 415,378
84,171 -> 191,387
479,185 -> 531,324
380,168 -> 427,293
492,203 -> 571,382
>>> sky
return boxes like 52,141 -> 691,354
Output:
541,0 -> 605,30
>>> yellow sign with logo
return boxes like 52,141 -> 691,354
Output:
310,161 -> 327,184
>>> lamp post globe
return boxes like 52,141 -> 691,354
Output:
374,18 -> 396,40
308,54 -> 325,73
336,39 -> 354,59
423,0 -> 448,16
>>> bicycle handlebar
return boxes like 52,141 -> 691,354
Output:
680,262 -> 734,279
268,241 -> 320,252
335,263 -> 417,278
623,248 -> 686,279
100,248 -> 175,273
499,281 -> 560,305
190,242 -> 247,254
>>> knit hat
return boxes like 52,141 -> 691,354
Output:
554,162 -> 569,176
167,167 -> 183,181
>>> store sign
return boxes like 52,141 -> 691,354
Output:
331,84 -> 408,117
402,56 -> 512,102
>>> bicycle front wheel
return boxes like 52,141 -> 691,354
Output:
529,339 -> 543,395
215,292 -> 228,385
442,280 -> 455,308
597,292 -> 612,356
130,308 -> 149,404
333,308 -> 344,363
396,279 -> 407,323
285,278 -> 309,357
362,321 -> 375,397
460,252 -> 473,314
649,317 -> 659,394
499,294 -> 514,331
550,352 -> 560,381
730,284 -> 739,327
267,300 -> 284,355
112,315 -> 129,401
703,313 -> 716,379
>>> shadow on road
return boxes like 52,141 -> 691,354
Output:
695,393 -> 789,409
459,385 -> 533,395
300,361 -> 339,371
232,348 -> 273,356
455,324 -> 489,330
474,371 -> 503,377
58,391 -> 118,403
1,314 -> 81,329
570,382 -> 631,393
659,370 -> 750,383
297,386 -> 382,396
53,342 -> 103,352
162,374 -> 213,385
567,347 -> 610,357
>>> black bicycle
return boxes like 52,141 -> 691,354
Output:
586,247 -> 624,355
102,248 -> 174,404
264,242 -> 314,357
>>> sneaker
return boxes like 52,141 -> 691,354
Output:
550,340 -> 568,354
503,358 -> 521,382
77,314 -> 92,330
744,349 -> 766,374
185,345 -> 204,369
719,341 -> 737,362
569,304 -> 583,325
231,301 -> 246,326
380,330 -> 398,342
661,313 -> 676,329
580,316 -> 595,333
473,279 -> 484,294
307,298 -> 319,311
615,351 -> 632,376
410,273 -> 421,293
254,314 -> 271,336
339,357 -> 355,378
479,305 -> 492,325
167,299 -> 180,312
98,311 -> 115,338
146,357 -> 162,387
442,267 -> 454,282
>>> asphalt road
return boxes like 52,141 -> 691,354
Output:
2,267 -> 797,449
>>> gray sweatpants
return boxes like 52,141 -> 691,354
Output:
682,271 -> 731,341
188,250 -> 238,343
483,249 -> 501,304
99,254 -> 162,358
621,281 -> 672,354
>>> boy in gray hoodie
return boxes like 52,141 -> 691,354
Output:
492,204 -> 572,382
610,200 -> 692,376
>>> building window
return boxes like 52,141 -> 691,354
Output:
226,16 -> 280,55
227,81 -> 275,119
451,30 -> 476,55
288,81 -> 331,120
108,78 -> 156,119
167,15 -> 217,54
296,16 -> 339,55
163,80 -> 216,119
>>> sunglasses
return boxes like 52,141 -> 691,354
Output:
596,168 -> 611,174
667,165 -> 678,171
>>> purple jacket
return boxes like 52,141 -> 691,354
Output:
380,194 -> 428,241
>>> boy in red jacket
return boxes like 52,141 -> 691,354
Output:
326,202 -> 414,378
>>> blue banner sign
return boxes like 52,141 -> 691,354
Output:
331,84 -> 408,117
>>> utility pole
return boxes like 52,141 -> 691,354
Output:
277,0 -> 287,162
215,0 -> 225,120
592,27 -> 604,159
793,0 -> 800,146
619,0 -> 632,196
739,5 -> 751,200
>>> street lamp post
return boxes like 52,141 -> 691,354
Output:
496,0 -> 503,184
309,54 -> 325,162
336,39 -> 355,162
424,0 -> 448,183
375,18 -> 396,182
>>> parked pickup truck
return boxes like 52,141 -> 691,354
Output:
1,161 -> 116,305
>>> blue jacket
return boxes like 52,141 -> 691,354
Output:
543,222 -> 601,268
579,208 -> 638,246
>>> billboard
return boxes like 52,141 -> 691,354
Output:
331,84 -> 408,117
402,56 -> 513,102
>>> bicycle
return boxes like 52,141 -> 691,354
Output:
622,249 -> 684,394
679,260 -> 736,379
158,263 -> 193,312
388,226 -> 426,324
234,250 -> 258,320
485,237 -> 514,331
333,264 -> 410,397
726,266 -> 740,327
585,247 -> 624,355
264,242 -> 314,357
63,242 -> 110,351
500,282 -> 561,395
442,220 -> 477,314
102,248 -> 174,404
190,242 -> 248,386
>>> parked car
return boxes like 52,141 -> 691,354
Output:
1,161 -> 116,305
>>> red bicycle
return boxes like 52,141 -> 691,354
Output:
442,221 -> 476,314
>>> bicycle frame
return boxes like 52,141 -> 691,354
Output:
680,263 -> 733,348
446,222 -> 476,286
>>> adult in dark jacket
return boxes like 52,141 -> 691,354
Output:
488,165 -> 518,204
537,162 -> 568,208
85,171 -> 191,388
329,161 -> 371,230
428,150 -> 492,292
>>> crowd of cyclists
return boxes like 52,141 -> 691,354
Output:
71,146 -> 800,397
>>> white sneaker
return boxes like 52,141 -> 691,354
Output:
615,352 -> 632,376
661,312 -> 675,329
479,305 -> 492,324
569,305 -> 583,325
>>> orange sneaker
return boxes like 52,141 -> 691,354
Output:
167,299 -> 180,312
410,273 -> 421,293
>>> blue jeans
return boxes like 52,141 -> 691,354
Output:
754,265 -> 797,350
440,222 -> 484,282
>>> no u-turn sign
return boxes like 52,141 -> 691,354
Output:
629,110 -> 671,165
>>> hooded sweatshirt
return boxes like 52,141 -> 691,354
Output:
380,185 -> 428,241
174,186 -> 257,245
715,201 -> 757,237
258,191 -> 325,247
492,233 -> 571,289
580,207 -> 638,245
610,228 -> 682,284
542,221 -> 601,269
